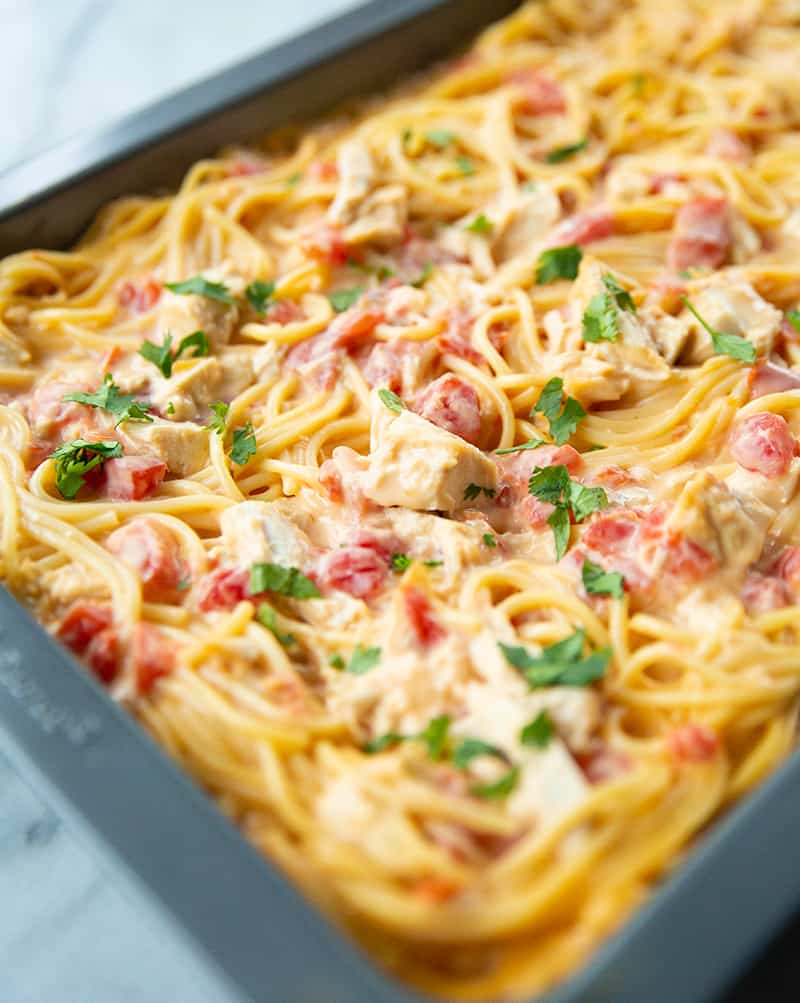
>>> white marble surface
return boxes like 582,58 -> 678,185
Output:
0,5 -> 359,1002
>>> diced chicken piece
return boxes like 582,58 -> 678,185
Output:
558,341 -> 670,406
220,500 -> 315,569
149,357 -> 223,422
667,196 -> 732,273
705,128 -> 750,162
729,412 -> 796,480
217,349 -> 256,400
414,374 -> 482,445
362,391 -> 497,511
362,338 -> 439,396
665,471 -> 773,577
44,564 -> 107,606
0,331 -> 31,366
327,140 -> 407,248
546,206 -> 615,248
156,283 -> 239,352
491,184 -> 561,264
105,518 -> 185,594
123,419 -> 209,477
726,457 -> 800,513
103,455 -> 166,501
679,276 -> 781,364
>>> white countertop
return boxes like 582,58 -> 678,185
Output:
0,5 -> 358,1002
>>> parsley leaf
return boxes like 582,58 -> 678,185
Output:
452,738 -> 508,770
230,422 -> 257,465
465,213 -> 493,234
365,732 -> 405,754
568,481 -> 609,522
470,766 -> 520,799
139,330 -> 209,378
681,296 -> 756,363
391,553 -> 412,572
602,273 -> 636,313
582,558 -> 624,598
582,293 -> 619,343
545,137 -> 588,163
50,439 -> 122,499
328,288 -> 363,313
250,562 -> 321,599
378,388 -> 405,413
455,155 -> 476,176
64,374 -> 153,427
329,654 -> 345,670
346,645 -> 381,675
422,559 -> 443,568
482,533 -> 497,547
528,463 -> 571,504
165,402 -> 176,415
499,628 -> 611,688
787,310 -> 800,333
547,506 -> 571,561
256,602 -> 296,647
520,710 -> 554,748
535,245 -> 583,284
528,464 -> 607,559
286,172 -> 303,186
245,280 -> 275,314
463,483 -> 496,502
207,401 -> 229,436
410,261 -> 433,288
495,438 -> 547,455
165,275 -> 235,304
425,129 -> 455,148
419,715 -> 451,760
531,377 -> 586,446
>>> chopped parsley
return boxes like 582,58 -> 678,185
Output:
582,558 -> 624,599
207,401 -> 229,436
256,602 -> 296,647
328,287 -> 363,313
364,731 -> 405,754
545,137 -> 588,163
138,330 -> 209,378
423,559 -> 443,568
50,439 -> 122,499
345,645 -> 381,675
582,292 -> 619,343
465,213 -> 493,234
455,155 -> 476,176
535,245 -> 583,284
391,553 -> 412,572
532,377 -> 586,446
410,261 -> 433,288
250,562 -> 321,599
63,374 -> 152,427
245,280 -> 275,314
329,653 -> 345,670
165,402 -> 176,415
528,464 -> 608,560
425,129 -> 456,148
602,273 -> 636,313
520,709 -> 554,748
470,766 -> 520,800
463,483 -> 496,502
230,422 -> 257,465
419,715 -> 451,760
378,388 -> 405,413
682,296 -> 756,363
452,737 -> 508,770
495,438 -> 547,455
165,275 -> 235,304
787,310 -> 800,333
499,627 -> 611,688
482,533 -> 497,548
286,171 -> 303,186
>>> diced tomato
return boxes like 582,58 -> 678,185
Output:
519,494 -> 554,528
85,628 -> 120,685
741,572 -> 791,614
404,586 -> 445,647
318,459 -> 344,502
227,154 -> 267,177
668,723 -> 719,763
116,276 -> 161,313
300,225 -> 349,266
594,465 -> 638,488
414,374 -> 482,445
772,545 -> 800,590
134,623 -> 175,694
318,545 -> 388,599
497,443 -> 583,486
576,741 -> 632,784
548,207 -> 615,248
264,300 -> 304,325
705,128 -> 750,162
648,172 -> 685,195
730,412 -> 795,479
284,338 -> 342,391
666,196 -> 731,272
56,601 -> 113,653
103,455 -> 166,500
582,511 -> 639,554
105,518 -> 184,593
488,322 -> 509,352
329,307 -> 384,349
748,359 -> 800,400
195,567 -> 250,612
99,346 -> 122,372
663,532 -> 716,581
25,380 -> 96,441
349,530 -> 403,565
438,308 -> 483,365
507,69 -> 566,115
308,160 -> 338,181
413,876 -> 460,904
362,338 -> 436,393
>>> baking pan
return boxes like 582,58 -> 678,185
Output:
1,2 -> 800,1001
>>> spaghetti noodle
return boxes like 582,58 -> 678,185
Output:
2,0 -> 800,997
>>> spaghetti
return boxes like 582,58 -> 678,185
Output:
2,0 -> 800,998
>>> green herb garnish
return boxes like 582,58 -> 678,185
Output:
520,709 -> 554,748
535,245 -> 583,284
528,464 -> 608,560
165,276 -> 235,304
482,533 -> 497,547
230,422 -> 257,465
378,388 -> 405,413
463,483 -> 496,502
470,766 -> 520,800
256,602 -> 296,647
532,376 -> 586,446
138,330 -> 209,378
391,553 -> 412,572
207,401 -> 229,436
582,558 -> 624,599
345,645 -> 381,675
250,562 -> 321,599
582,293 -> 619,343
50,439 -> 122,499
499,628 -> 611,687
465,213 -> 493,234
682,296 -> 756,363
328,288 -> 363,313
64,374 -> 153,427
545,137 -> 588,164
245,280 -> 276,314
